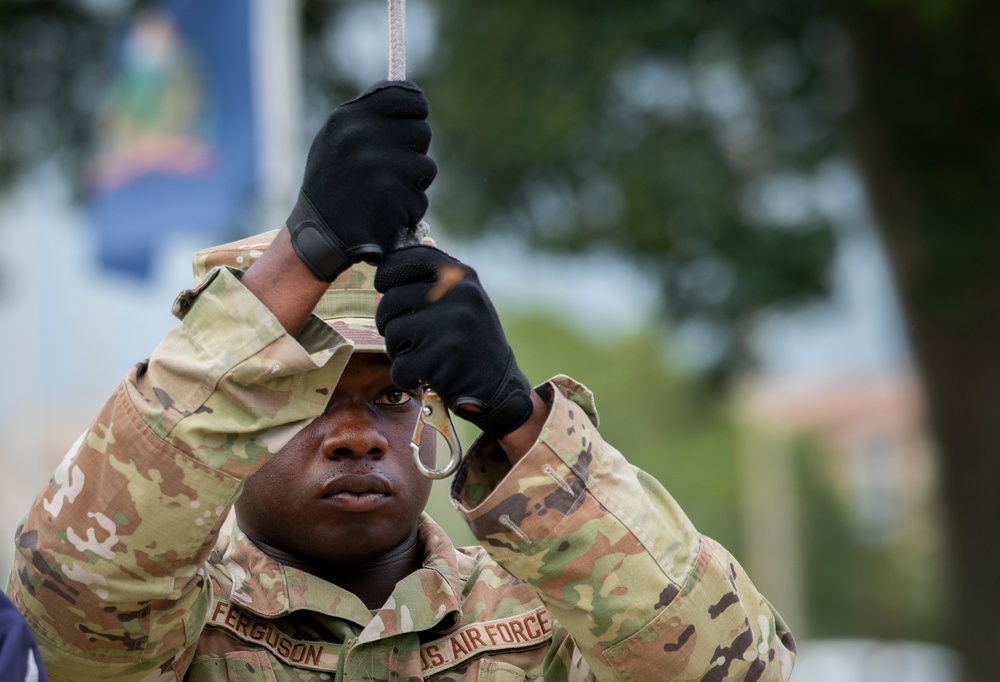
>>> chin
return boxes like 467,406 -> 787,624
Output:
317,523 -> 417,563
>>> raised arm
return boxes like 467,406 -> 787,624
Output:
373,246 -> 796,680
246,79 -> 438,336
6,80 -> 436,681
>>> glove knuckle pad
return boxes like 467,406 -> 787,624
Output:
413,157 -> 438,186
389,361 -> 421,392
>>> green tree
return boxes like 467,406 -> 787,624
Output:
426,311 -> 746,561
831,5 -> 1000,678
421,2 -> 998,678
422,1 -> 839,378
0,1 -> 110,189
503,312 -> 745,553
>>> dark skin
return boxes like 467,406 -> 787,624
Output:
237,227 -> 549,609
235,352 -> 433,607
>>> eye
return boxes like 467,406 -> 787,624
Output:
376,388 -> 413,406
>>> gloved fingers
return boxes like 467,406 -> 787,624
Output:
388,149 -> 436,192
372,241 -> 534,436
375,245 -> 470,292
357,117 -> 432,157
314,120 -> 431,172
343,80 -> 429,120
401,187 -> 431,228
375,281 -> 435,334
375,118 -> 433,155
312,91 -> 430,166
413,153 -> 437,189
370,172 -> 432,231
330,144 -> 432,218
410,121 -> 433,155
385,309 -> 524,424
380,286 -> 496,361
318,127 -> 431,197
289,79 -> 439,279
389,351 -> 431,393
383,316 -> 481,397
380,311 -> 437,370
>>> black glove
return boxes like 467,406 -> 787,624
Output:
287,81 -> 438,280
374,246 -> 534,438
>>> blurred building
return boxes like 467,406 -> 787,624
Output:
736,370 -> 941,637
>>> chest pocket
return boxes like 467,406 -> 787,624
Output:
477,659 -> 528,682
186,650 -> 279,681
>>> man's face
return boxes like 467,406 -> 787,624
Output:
236,352 -> 435,567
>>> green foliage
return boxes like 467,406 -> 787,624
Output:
420,0 -> 844,375
503,310 -> 745,553
861,0 -> 971,27
430,308 -> 945,642
424,308 -> 746,552
0,0 -> 844,375
793,437 -> 942,642
0,1 -> 106,191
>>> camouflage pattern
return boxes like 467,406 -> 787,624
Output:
453,377 -> 796,680
187,515 -> 557,681
182,229 -> 387,352
6,232 -> 795,680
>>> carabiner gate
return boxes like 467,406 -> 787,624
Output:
411,388 -> 463,479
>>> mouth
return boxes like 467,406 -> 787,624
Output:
319,474 -> 393,512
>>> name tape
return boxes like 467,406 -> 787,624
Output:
419,606 -> 552,676
207,598 -> 553,675
208,599 -> 341,671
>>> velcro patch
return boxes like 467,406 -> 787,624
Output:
208,598 -> 341,671
419,606 -> 553,676
207,598 -> 553,676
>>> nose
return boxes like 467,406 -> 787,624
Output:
318,401 -> 389,460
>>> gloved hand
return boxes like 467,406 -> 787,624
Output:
286,81 -> 437,280
374,246 -> 534,438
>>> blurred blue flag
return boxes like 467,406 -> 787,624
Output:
89,0 -> 257,278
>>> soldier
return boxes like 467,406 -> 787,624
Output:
6,81 -> 796,680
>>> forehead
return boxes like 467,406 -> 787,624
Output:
338,352 -> 394,384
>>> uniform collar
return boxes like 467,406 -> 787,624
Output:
220,513 -> 464,636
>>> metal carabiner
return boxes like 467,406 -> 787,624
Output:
411,388 -> 463,479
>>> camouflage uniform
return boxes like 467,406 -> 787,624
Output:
6,232 -> 796,680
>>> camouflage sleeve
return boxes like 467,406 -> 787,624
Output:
452,375 -> 796,681
6,267 -> 352,681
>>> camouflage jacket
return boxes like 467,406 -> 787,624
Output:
6,266 -> 795,681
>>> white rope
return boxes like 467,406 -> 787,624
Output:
387,0 -> 406,80
387,0 -> 430,245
